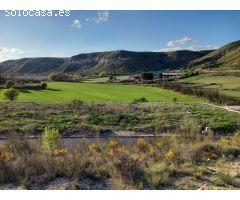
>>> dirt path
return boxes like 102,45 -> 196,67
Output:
202,103 -> 240,114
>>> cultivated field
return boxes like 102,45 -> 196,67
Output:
0,82 -> 204,103
179,73 -> 240,99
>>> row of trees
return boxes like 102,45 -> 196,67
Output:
156,82 -> 240,105
2,80 -> 48,102
49,73 -> 82,82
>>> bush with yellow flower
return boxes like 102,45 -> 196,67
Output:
164,149 -> 175,160
88,143 -> 101,153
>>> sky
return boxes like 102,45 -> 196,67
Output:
0,10 -> 240,62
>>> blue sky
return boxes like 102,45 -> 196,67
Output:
0,10 -> 239,61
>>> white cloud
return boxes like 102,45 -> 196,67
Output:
0,47 -> 37,62
167,36 -> 192,48
153,47 -> 182,52
187,44 -> 220,51
72,19 -> 81,29
154,37 -> 218,52
0,47 -> 24,54
86,11 -> 109,24
0,47 -> 25,61
96,11 -> 109,24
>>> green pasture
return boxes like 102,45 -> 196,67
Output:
0,82 -> 204,103
179,73 -> 240,99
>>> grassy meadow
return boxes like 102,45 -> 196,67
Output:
179,73 -> 240,99
0,82 -> 204,103
0,102 -> 239,136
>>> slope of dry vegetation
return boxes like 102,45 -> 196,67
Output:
0,130 -> 239,189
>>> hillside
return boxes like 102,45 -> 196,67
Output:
68,50 -> 211,75
1,40 -> 240,75
189,40 -> 240,70
0,57 -> 67,74
0,50 -> 211,75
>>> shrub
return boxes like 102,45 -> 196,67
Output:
3,88 -> 19,101
215,170 -> 236,186
141,72 -> 154,80
179,116 -> 202,142
137,139 -> 153,153
5,136 -> 33,155
132,97 -> 148,103
173,97 -> 178,103
193,166 -> 207,180
232,130 -> 240,146
49,73 -> 72,82
223,147 -> 240,158
219,138 -> 231,146
40,82 -> 47,89
219,130 -> 240,147
145,161 -> 172,189
5,80 -> 14,89
70,99 -> 84,110
164,149 -> 175,160
108,139 -> 118,148
53,148 -> 68,156
191,144 -> 222,163
42,128 -> 60,150
109,75 -> 114,81
146,172 -> 171,189
0,76 -> 6,84
0,160 -> 15,184
0,151 -> 15,162
114,153 -> 144,182
88,143 -> 101,153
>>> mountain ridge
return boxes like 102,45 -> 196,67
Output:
0,50 -> 212,75
0,40 -> 239,75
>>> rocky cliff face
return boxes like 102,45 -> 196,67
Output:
0,49 -> 213,75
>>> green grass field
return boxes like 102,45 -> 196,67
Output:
0,82 -> 204,103
179,73 -> 240,99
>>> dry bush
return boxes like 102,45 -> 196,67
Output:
214,170 -> 236,186
190,143 -> 223,163
179,116 -> 202,142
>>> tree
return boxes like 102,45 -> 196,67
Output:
141,72 -> 154,80
0,69 -> 6,84
5,80 -> 14,89
158,72 -> 163,79
132,97 -> 149,103
3,88 -> 19,102
109,75 -> 116,81
40,82 -> 48,89
109,75 -> 113,81
49,73 -> 71,82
